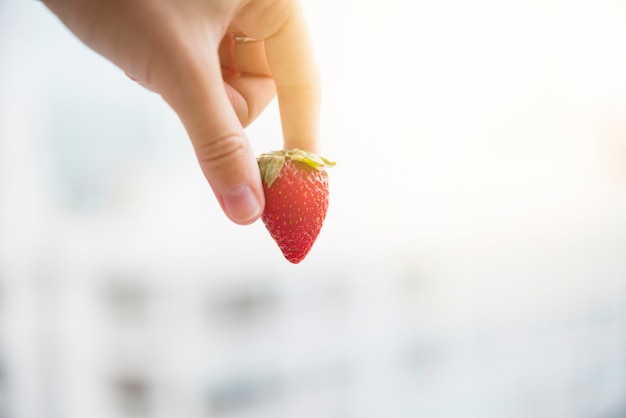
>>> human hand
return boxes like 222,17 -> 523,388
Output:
42,0 -> 320,224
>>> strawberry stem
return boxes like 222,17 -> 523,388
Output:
257,149 -> 335,187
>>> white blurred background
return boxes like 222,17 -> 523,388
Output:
2,0 -> 626,417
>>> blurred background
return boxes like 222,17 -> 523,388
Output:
2,0 -> 626,417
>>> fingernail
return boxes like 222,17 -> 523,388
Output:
221,184 -> 262,224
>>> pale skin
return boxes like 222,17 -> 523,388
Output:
42,0 -> 320,225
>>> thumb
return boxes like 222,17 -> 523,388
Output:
161,54 -> 265,225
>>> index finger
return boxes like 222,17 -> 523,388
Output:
263,1 -> 320,152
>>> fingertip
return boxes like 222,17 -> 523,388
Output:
220,183 -> 264,225
284,137 -> 319,153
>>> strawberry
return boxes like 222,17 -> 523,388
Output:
257,149 -> 335,264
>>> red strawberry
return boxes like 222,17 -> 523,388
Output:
257,149 -> 335,264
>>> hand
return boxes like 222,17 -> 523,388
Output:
42,0 -> 320,225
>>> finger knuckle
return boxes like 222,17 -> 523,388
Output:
195,133 -> 248,172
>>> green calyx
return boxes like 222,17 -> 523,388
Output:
257,149 -> 336,187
